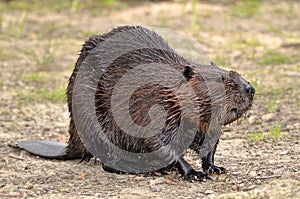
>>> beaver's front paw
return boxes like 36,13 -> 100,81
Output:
203,164 -> 226,175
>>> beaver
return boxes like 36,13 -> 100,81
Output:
18,26 -> 255,182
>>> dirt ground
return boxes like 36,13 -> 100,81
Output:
0,0 -> 299,198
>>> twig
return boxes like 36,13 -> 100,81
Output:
254,175 -> 281,180
8,154 -> 24,160
233,175 -> 281,184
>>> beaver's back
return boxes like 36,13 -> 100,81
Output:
66,26 -> 191,158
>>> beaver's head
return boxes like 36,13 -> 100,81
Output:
221,70 -> 255,125
183,61 -> 255,127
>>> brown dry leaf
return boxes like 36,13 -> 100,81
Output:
164,178 -> 177,185
134,176 -> 145,181
78,173 -> 85,180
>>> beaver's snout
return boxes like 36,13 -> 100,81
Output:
244,83 -> 255,102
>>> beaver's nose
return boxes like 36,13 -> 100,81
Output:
245,84 -> 255,100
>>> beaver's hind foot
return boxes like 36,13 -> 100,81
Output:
203,164 -> 226,175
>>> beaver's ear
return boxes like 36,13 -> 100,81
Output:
210,61 -> 217,67
182,66 -> 194,81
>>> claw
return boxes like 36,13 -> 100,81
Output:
184,169 -> 206,182
205,165 -> 226,175
205,174 -> 214,180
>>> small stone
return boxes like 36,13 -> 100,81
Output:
60,174 -> 74,179
17,80 -> 25,87
280,150 -> 289,155
248,115 -> 259,124
237,183 -> 245,190
294,123 -> 300,129
150,186 -> 161,192
204,190 -> 214,195
248,171 -> 257,177
262,113 -> 275,121
232,185 -> 238,191
257,189 -> 270,198
248,185 -> 256,190
46,171 -> 56,178
149,178 -> 164,186
24,183 -> 33,189
215,174 -> 227,182
231,171 -> 242,175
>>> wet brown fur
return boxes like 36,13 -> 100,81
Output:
66,26 -> 254,172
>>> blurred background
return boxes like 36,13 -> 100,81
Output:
0,0 -> 299,198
